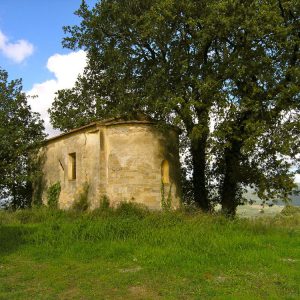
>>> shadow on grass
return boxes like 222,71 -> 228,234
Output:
0,225 -> 34,256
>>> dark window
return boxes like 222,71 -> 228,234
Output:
68,153 -> 76,180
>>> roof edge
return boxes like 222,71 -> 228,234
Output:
45,122 -> 99,144
44,119 -> 162,144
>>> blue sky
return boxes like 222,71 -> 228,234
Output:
0,0 -> 96,90
0,0 -> 97,135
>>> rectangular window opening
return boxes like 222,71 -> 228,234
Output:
68,153 -> 76,180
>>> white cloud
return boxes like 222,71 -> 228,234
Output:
0,30 -> 34,63
47,52 -> 87,88
0,31 -> 6,48
27,50 -> 87,137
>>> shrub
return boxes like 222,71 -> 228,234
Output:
179,200 -> 201,214
99,195 -> 110,210
72,182 -> 89,212
161,182 -> 172,211
115,201 -> 149,219
280,205 -> 300,216
47,182 -> 61,209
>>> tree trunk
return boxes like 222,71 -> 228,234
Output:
190,137 -> 209,211
220,140 -> 242,217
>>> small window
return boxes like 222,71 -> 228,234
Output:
161,160 -> 170,184
68,153 -> 76,180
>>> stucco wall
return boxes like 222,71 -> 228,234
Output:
41,121 -> 181,210
41,128 -> 101,209
104,124 -> 181,209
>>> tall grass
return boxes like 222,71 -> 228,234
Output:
0,204 -> 299,299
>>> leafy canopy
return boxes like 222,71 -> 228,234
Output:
50,0 -> 300,215
0,68 -> 45,209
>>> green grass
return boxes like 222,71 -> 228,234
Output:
0,204 -> 299,299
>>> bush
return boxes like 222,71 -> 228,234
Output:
280,205 -> 300,216
115,201 -> 149,219
161,182 -> 172,211
47,182 -> 61,209
99,195 -> 110,210
179,201 -> 202,214
72,182 -> 89,212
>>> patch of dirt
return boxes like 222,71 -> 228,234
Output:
119,266 -> 142,273
281,258 -> 298,263
203,272 -> 229,284
214,275 -> 228,283
58,287 -> 82,300
128,285 -> 162,299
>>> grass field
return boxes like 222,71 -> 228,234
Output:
0,204 -> 299,299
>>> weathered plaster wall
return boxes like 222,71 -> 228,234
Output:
42,128 -> 101,209
104,124 -> 181,209
41,121 -> 181,210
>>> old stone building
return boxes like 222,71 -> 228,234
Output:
41,117 -> 181,210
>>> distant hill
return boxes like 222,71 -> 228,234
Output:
290,184 -> 300,206
244,183 -> 300,206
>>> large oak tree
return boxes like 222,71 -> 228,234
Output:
50,0 -> 300,215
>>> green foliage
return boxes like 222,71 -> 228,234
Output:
281,205 -> 300,217
99,194 -> 110,210
46,182 -> 61,209
0,68 -> 45,209
0,207 -> 299,298
31,153 -> 46,207
114,201 -> 150,219
50,0 -> 300,216
161,182 -> 173,211
72,182 -> 89,211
